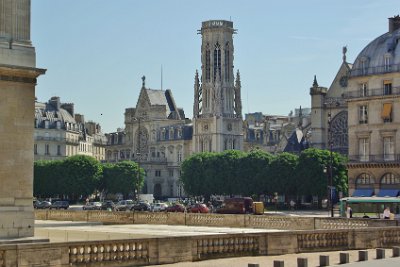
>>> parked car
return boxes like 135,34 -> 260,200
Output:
115,200 -> 134,211
50,200 -> 69,210
34,200 -> 52,209
151,202 -> 168,212
101,200 -> 116,211
188,203 -> 209,213
166,203 -> 185,212
131,201 -> 151,211
83,201 -> 102,210
216,197 -> 253,214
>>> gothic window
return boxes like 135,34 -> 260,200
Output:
359,105 -> 368,124
45,144 -> 50,155
169,128 -> 174,140
177,128 -> 182,139
381,173 -> 399,185
232,139 -> 236,149
155,170 -> 161,177
169,170 -> 174,177
34,144 -> 37,155
356,173 -> 374,185
358,138 -> 369,162
177,150 -> 182,162
213,43 -> 221,81
205,44 -> 211,82
224,42 -> 230,82
136,126 -> 149,160
330,111 -> 348,153
383,137 -> 395,161
57,145 -> 61,156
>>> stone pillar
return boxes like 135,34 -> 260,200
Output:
0,0 -> 45,239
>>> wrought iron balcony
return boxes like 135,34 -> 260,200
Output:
344,85 -> 400,99
348,154 -> 400,163
351,63 -> 400,77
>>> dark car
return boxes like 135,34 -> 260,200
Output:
35,200 -> 52,209
101,200 -> 116,211
166,203 -> 185,212
50,200 -> 69,210
131,201 -> 151,211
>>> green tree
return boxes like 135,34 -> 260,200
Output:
34,160 -> 63,198
269,152 -> 299,196
60,155 -> 102,201
296,148 -> 348,198
101,161 -> 144,199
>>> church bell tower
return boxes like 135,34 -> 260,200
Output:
193,20 -> 243,153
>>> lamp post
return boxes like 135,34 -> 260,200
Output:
325,98 -> 339,218
133,116 -> 142,201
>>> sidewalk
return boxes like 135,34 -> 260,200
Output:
147,249 -> 400,267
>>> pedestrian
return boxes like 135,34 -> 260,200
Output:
383,206 -> 391,219
346,204 -> 352,218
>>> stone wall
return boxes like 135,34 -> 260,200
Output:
34,210 -> 398,230
2,226 -> 400,266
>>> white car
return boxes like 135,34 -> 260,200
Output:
151,203 -> 168,212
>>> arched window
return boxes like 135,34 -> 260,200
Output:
205,44 -> 210,82
330,111 -> 348,154
356,173 -> 375,185
224,42 -> 230,82
381,173 -> 400,185
214,43 -> 221,81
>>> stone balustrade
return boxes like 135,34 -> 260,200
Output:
2,227 -> 400,266
35,210 -> 397,230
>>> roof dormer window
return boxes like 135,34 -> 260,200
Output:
384,54 -> 391,72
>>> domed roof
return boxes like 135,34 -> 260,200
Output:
35,98 -> 76,129
351,27 -> 400,77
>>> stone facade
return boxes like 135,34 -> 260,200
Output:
34,97 -> 107,162
0,0 -> 45,238
345,16 -> 400,197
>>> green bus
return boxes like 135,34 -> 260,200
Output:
339,197 -> 400,219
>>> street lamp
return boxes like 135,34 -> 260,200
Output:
132,116 -> 142,201
325,98 -> 340,218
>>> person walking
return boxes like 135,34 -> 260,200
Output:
346,204 -> 352,218
383,206 -> 391,219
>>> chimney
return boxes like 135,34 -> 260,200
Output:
49,96 -> 61,110
389,15 -> 400,33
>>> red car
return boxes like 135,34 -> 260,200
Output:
166,203 -> 185,212
188,203 -> 209,213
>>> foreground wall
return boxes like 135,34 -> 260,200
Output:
1,226 -> 400,267
35,210 -> 398,230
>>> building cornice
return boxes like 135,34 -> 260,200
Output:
0,64 -> 46,84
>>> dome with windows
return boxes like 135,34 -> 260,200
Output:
351,16 -> 400,77
34,96 -> 78,130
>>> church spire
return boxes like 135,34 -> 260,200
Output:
313,75 -> 319,87
234,70 -> 242,117
193,70 -> 200,117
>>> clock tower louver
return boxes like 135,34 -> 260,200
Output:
192,20 -> 243,153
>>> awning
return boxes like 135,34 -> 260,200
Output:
377,189 -> 399,197
352,189 -> 374,197
381,103 -> 392,119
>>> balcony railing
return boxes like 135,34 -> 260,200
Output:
344,85 -> 400,99
348,154 -> 400,163
351,63 -> 400,77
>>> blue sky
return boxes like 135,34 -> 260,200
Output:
32,1 -> 398,132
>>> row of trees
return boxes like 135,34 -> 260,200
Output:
34,155 -> 144,201
180,148 -> 348,201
